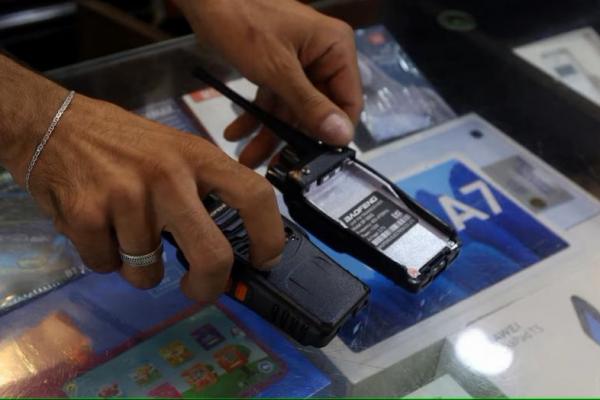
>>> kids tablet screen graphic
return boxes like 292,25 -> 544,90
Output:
63,306 -> 285,398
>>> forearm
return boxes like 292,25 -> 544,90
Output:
0,54 -> 67,179
173,0 -> 220,42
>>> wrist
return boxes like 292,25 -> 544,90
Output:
0,55 -> 68,183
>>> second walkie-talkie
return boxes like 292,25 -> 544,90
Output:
192,67 -> 461,292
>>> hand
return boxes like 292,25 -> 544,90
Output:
178,0 -> 363,168
6,90 -> 285,302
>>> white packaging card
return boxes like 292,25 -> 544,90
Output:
515,27 -> 600,106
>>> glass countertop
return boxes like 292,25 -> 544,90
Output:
2,0 -> 600,397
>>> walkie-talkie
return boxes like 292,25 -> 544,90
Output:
163,195 -> 369,347
193,67 -> 461,292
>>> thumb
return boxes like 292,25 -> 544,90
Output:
266,62 -> 354,146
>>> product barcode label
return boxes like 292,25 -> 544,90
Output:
340,191 -> 417,250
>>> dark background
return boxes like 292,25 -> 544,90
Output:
3,0 -> 600,194
0,0 -> 381,71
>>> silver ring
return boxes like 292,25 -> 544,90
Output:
119,242 -> 164,267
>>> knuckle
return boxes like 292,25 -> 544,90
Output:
246,175 -> 275,203
69,205 -> 107,233
184,138 -> 225,172
214,249 -> 235,274
200,242 -> 235,276
298,91 -> 326,110
262,54 -> 299,83
146,156 -> 183,186
329,19 -> 354,39
110,179 -> 145,206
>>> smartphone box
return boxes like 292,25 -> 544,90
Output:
314,114 -> 600,394
514,27 -> 600,106
437,265 -> 600,396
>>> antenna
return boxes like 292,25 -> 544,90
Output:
192,66 -> 323,154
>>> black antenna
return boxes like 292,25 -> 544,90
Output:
192,66 -> 322,154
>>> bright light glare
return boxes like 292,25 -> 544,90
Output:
455,328 -> 513,375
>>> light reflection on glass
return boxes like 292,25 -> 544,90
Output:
455,328 -> 513,375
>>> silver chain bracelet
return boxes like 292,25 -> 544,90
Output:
25,90 -> 75,194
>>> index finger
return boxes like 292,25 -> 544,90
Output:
159,178 -> 234,302
307,39 -> 363,124
195,155 -> 285,269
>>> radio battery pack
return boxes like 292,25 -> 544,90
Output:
192,67 -> 461,292
163,195 -> 370,347
269,147 -> 460,292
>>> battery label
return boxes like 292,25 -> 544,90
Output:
340,192 -> 417,250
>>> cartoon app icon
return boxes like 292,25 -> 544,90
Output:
130,363 -> 161,386
190,323 -> 225,350
213,344 -> 250,372
97,383 -> 121,398
159,340 -> 194,366
181,363 -> 218,391
230,326 -> 245,338
63,381 -> 77,396
256,359 -> 275,374
571,295 -> 600,345
148,383 -> 181,398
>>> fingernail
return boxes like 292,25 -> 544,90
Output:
259,254 -> 282,270
319,113 -> 354,144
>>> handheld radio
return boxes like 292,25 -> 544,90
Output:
192,67 -> 461,292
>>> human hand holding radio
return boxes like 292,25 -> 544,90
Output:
0,0 -> 362,302
0,55 -> 285,302
177,0 -> 363,168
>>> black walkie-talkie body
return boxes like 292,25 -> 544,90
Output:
163,195 -> 369,347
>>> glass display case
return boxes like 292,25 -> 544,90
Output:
3,0 -> 600,397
